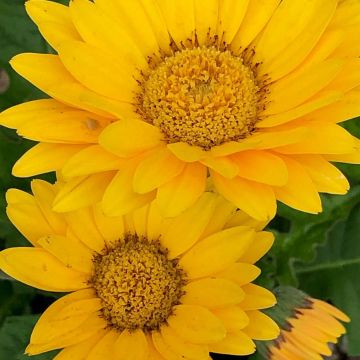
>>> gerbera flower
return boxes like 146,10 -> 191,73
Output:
260,287 -> 350,360
0,180 -> 279,358
1,0 -> 359,220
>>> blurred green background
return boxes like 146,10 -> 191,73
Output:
0,1 -> 359,359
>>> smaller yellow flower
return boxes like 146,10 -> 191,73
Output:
0,180 -> 279,359
263,287 -> 350,360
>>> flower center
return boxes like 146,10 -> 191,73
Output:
91,234 -> 186,332
138,47 -> 261,149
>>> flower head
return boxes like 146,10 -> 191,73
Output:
0,180 -> 279,358
1,0 -> 359,220
261,287 -> 350,360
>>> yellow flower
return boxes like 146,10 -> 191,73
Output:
263,287 -> 350,360
0,180 -> 279,358
1,0 -> 359,220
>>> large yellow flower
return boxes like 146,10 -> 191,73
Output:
0,180 -> 279,358
1,0 -> 359,220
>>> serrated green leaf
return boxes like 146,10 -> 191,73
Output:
296,204 -> 360,355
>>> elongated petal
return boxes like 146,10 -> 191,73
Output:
38,235 -> 93,274
240,284 -> 277,310
239,231 -> 275,264
242,311 -> 279,340
87,330 -> 119,360
53,172 -> 115,212
134,147 -> 185,194
168,305 -> 226,345
209,331 -> 255,356
179,226 -> 256,279
161,193 -> 216,259
182,278 -> 244,308
26,0 -> 81,49
99,119 -> 163,158
151,331 -> 184,360
114,330 -> 148,360
13,143 -> 86,177
156,162 -> 207,217
231,150 -> 288,186
194,0 -> 218,45
217,263 -> 261,286
62,145 -> 125,178
212,307 -> 249,332
167,142 -> 207,162
212,173 -> 276,221
0,248 -> 89,292
274,156 -> 322,214
201,156 -> 239,179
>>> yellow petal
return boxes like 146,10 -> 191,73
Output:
26,0 -> 81,49
201,156 -> 239,179
53,331 -> 107,360
168,305 -> 226,344
194,0 -> 218,46
275,124 -> 357,154
10,53 -> 126,118
224,211 -> 269,232
26,315 -> 107,355
6,189 -> 54,246
38,235 -> 93,274
265,58 -> 343,115
231,150 -> 288,186
99,119 -> 163,158
212,307 -> 250,332
217,0 -> 249,44
102,165 -> 156,217
156,0 -> 195,49
0,248 -> 89,292
13,143 -> 86,177
134,147 -> 185,194
87,330 -> 119,360
69,0 -> 146,69
209,331 -> 255,356
57,40 -> 137,102
200,196 -> 236,239
257,91 -> 343,128
62,144 -> 124,178
53,172 -> 115,213
212,173 -> 276,221
151,331 -> 184,360
161,193 -> 217,259
274,156 -> 322,214
232,0 -> 280,51
160,325 -> 209,360
179,226 -> 256,279
30,289 -> 101,345
243,310 -> 280,340
182,278 -> 244,308
312,299 -> 350,323
129,204 -> 150,237
291,155 -> 349,195
260,0 -> 337,80
240,284 -> 277,310
31,180 -> 67,235
156,162 -> 207,217
17,109 -> 110,144
65,207 -> 106,253
167,142 -> 208,162
239,231 -> 275,264
114,330 -> 149,360
217,263 -> 261,286
93,203 -> 125,246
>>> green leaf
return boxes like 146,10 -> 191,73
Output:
296,203 -> 360,355
0,315 -> 59,359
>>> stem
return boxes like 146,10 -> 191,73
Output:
296,258 -> 360,274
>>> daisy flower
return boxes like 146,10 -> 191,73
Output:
1,0 -> 359,220
261,287 -> 350,360
0,180 -> 279,358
